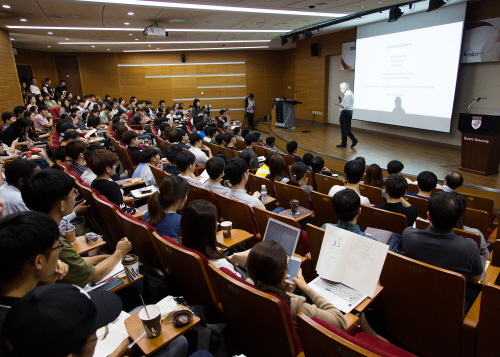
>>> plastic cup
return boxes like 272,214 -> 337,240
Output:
60,224 -> 76,243
290,199 -> 299,215
139,305 -> 162,339
122,254 -> 140,281
221,221 -> 232,238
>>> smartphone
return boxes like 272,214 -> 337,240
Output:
140,189 -> 152,194
74,198 -> 85,207
285,256 -> 302,284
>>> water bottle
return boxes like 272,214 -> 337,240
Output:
261,185 -> 268,202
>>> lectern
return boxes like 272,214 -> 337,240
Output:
273,98 -> 302,129
458,113 -> 500,175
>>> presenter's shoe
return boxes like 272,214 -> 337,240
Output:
336,144 -> 347,147
351,139 -> 358,148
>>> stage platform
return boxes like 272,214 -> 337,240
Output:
257,120 -> 500,194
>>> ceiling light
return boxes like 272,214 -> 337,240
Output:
20,18 -> 27,21
107,48 -> 110,50
291,33 -> 300,43
65,38 -> 69,40
48,31 -> 53,34
124,22 -> 130,25
127,11 -> 134,15
47,45 -> 51,47
91,45 -> 95,47
60,40 -> 270,45
134,38 -> 138,40
2,4 -> 11,8
128,33 -> 132,35
124,46 -> 268,52
428,0 -> 446,11
388,6 -> 403,22
6,26 -> 289,33
10,37 -> 14,40
75,0 -> 344,17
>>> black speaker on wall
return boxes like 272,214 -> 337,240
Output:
310,43 -> 318,57
181,54 -> 186,63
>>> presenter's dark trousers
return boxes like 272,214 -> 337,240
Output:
246,111 -> 254,129
339,110 -> 356,145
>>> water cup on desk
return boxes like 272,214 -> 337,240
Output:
139,305 -> 162,339
290,199 -> 299,215
122,254 -> 139,281
221,221 -> 232,238
60,224 -> 76,243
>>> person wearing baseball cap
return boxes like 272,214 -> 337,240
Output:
2,284 -> 122,357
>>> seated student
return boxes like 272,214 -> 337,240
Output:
0,212 -> 66,320
87,149 -> 137,214
321,189 -> 376,241
283,162 -> 313,200
189,133 -> 212,167
21,169 -> 134,289
354,156 -> 366,168
60,129 -> 81,146
0,130 -> 20,161
286,140 -> 302,162
255,153 -> 273,178
375,174 -> 418,227
223,132 -> 238,150
195,121 -> 207,138
401,192 -> 483,312
241,128 -> 250,139
328,160 -> 370,206
302,153 -> 313,170
33,105 -> 53,131
437,171 -> 464,192
407,170 -> 437,199
176,151 -> 202,187
202,157 -> 231,196
264,136 -> 278,152
310,156 -> 333,177
132,148 -> 161,186
86,108 -> 101,129
122,130 -> 142,165
225,157 -> 266,210
0,160 -> 39,215
233,126 -> 243,140
203,126 -> 217,144
65,140 -> 96,185
181,200 -> 241,276
364,164 -> 384,189
387,160 -> 412,183
267,154 -> 289,183
247,240 -> 346,328
175,129 -> 190,149
253,132 -> 264,147
242,133 -> 259,168
1,112 -> 16,132
130,107 -> 146,128
163,144 -> 183,175
143,175 -> 189,243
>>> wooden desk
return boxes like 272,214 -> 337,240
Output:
261,196 -> 276,207
125,304 -> 200,356
115,178 -> 145,188
464,265 -> 500,323
133,204 -> 148,220
216,229 -> 253,249
111,274 -> 144,293
279,207 -> 314,222
353,285 -> 383,314
72,235 -> 106,255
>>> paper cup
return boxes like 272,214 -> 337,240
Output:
221,221 -> 232,238
122,254 -> 140,281
139,305 -> 162,338
290,199 -> 299,215
60,224 -> 76,243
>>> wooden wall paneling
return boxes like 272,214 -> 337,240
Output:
77,53 -> 121,98
14,48 -> 57,86
282,49 -> 296,100
0,28 -> 23,112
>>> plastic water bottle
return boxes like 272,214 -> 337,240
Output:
261,185 -> 268,202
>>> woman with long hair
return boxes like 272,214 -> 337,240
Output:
143,175 -> 189,243
60,98 -> 71,116
247,240 -> 346,328
191,98 -> 203,119
286,162 -> 313,200
365,164 -> 384,189
267,154 -> 289,183
118,97 -> 127,112
25,95 -> 37,109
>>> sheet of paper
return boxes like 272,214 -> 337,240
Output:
84,262 -> 124,292
342,237 -> 388,297
316,225 -> 354,282
364,227 -> 393,244
93,311 -> 130,357
84,128 -> 97,139
198,170 -> 210,184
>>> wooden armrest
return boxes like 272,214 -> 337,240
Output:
344,313 -> 361,335
124,196 -> 134,203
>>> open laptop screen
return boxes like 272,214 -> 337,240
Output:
263,218 -> 301,256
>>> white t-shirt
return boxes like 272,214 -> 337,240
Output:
210,258 -> 241,277
30,85 -> 41,95
340,90 -> 354,111
328,185 -> 371,206
189,147 -> 209,167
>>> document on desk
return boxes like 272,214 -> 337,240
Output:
93,311 -> 130,357
316,225 -> 388,297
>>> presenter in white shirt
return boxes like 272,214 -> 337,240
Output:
245,94 -> 256,130
335,82 -> 358,148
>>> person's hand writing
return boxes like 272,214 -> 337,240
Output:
116,237 -> 132,256
74,199 -> 90,216
292,268 -> 310,293
253,191 -> 262,199
55,260 -> 69,280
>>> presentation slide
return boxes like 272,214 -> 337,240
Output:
353,3 -> 466,133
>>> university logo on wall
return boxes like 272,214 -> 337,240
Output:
471,116 -> 482,130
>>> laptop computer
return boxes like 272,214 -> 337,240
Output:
263,218 -> 302,283
308,277 -> 367,314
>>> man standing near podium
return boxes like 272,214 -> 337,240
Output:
335,82 -> 358,148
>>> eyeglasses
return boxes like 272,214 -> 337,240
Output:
50,238 -> 64,253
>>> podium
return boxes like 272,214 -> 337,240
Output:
273,98 -> 302,129
458,113 -> 500,175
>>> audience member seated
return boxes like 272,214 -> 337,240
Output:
163,144 -> 182,175
264,136 -> 278,152
328,160 -> 370,206
189,133 -> 212,167
223,132 -> 237,150
1,112 -> 16,132
225,157 -> 266,210
401,191 -> 483,312
61,129 -> 81,146
283,162 -> 313,200
354,156 -> 366,167
3,118 -> 33,147
286,140 -> 302,162
176,151 -> 202,187
130,107 -> 146,128
267,154 -> 289,183
437,171 -> 463,192
241,128 -> 250,139
387,160 -> 412,183
195,121 -> 207,137
238,150 -> 254,171
176,129 -> 190,149
407,170 -> 437,199
321,189 -> 376,241
255,153 -> 273,177
375,174 -> 418,227
364,163 -> 384,190
233,127 -> 243,140
242,133 -> 259,168
21,169 -> 134,290
310,156 -> 332,177
181,199 -> 241,276
0,160 -> 39,215
87,108 -> 101,129
302,153 -> 313,170
143,175 -> 189,244
87,149 -> 136,214
215,134 -> 225,146
132,148 -> 161,186
204,126 -> 218,144
122,130 -> 142,165
202,157 -> 231,196
0,131 -> 20,161
247,240 -> 347,329
65,140 -> 96,185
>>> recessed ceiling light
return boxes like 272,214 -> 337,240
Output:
128,33 -> 133,35
65,38 -> 69,40
75,0 -> 344,17
91,45 -> 95,47
107,48 -> 110,50
10,37 -> 14,40
127,12 -> 134,15
124,22 -> 129,25
2,4 -> 11,8
20,18 -> 27,21
148,45 -> 151,47
157,47 -> 160,49
47,45 -> 51,47
134,38 -> 138,40
6,26 -> 288,33
124,45 -> 269,53
48,31 -> 53,34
